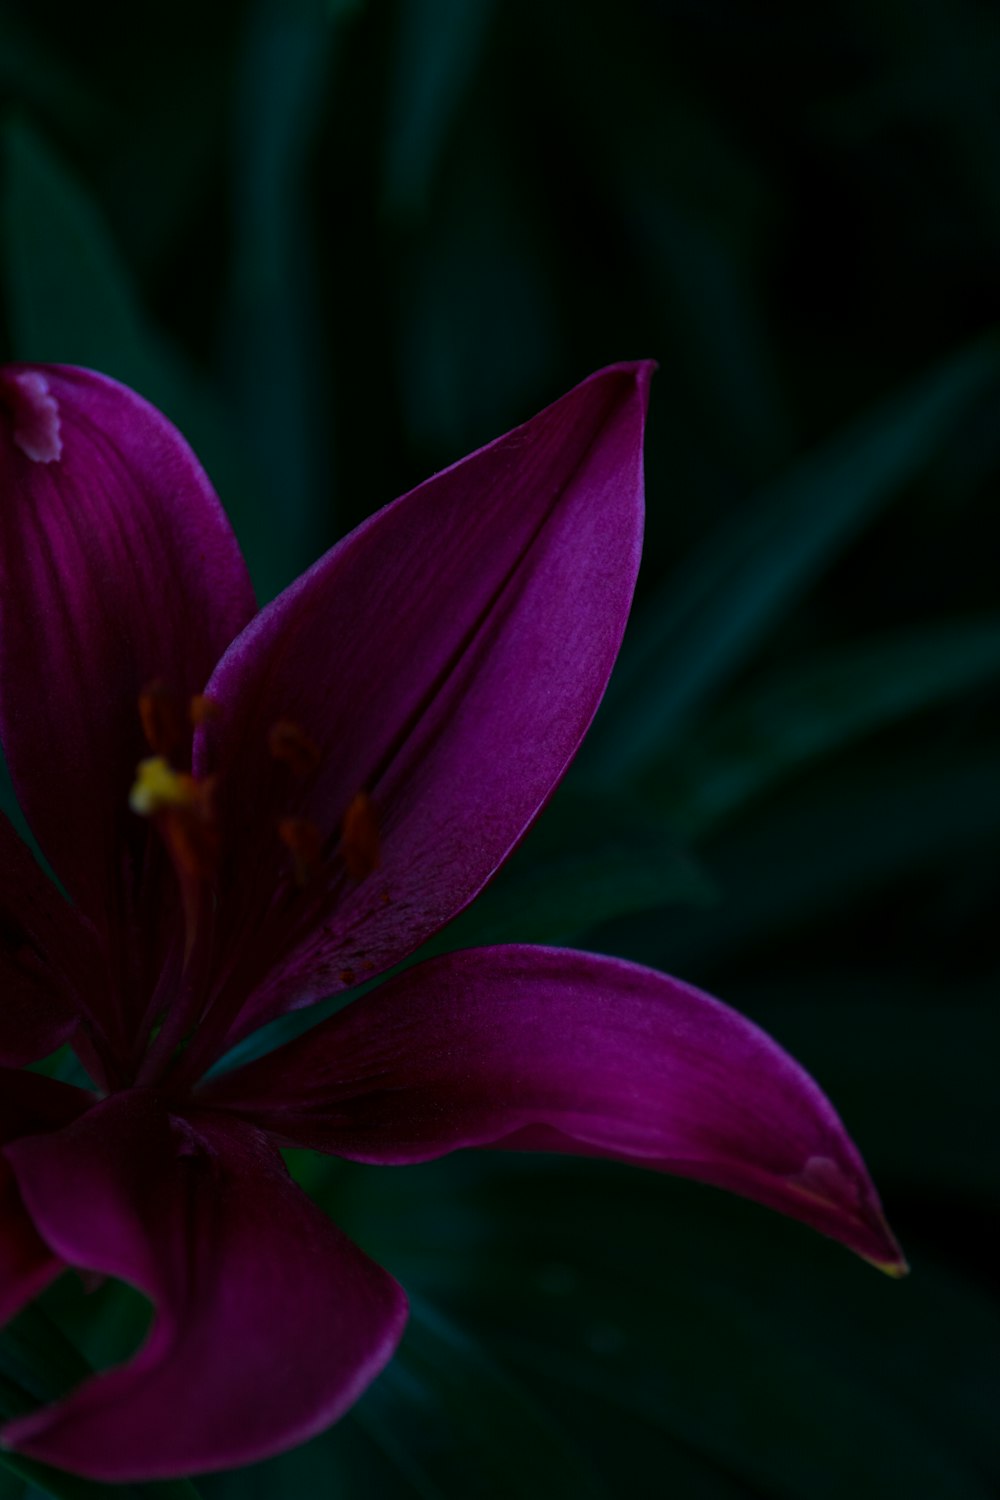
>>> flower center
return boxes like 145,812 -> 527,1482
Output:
129,757 -> 219,879
126,685 -> 383,1087
128,686 -> 380,918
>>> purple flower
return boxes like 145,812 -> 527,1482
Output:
0,362 -> 905,1481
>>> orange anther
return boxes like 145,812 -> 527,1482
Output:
268,720 -> 321,777
189,694 -> 218,727
139,680 -> 185,758
279,816 -> 324,888
341,791 -> 379,882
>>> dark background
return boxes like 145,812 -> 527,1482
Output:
1,1 -> 998,1495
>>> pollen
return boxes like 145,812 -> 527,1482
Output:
129,757 -> 199,816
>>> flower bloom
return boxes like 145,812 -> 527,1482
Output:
0,363 -> 905,1480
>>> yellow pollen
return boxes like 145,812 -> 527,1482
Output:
129,756 -> 199,817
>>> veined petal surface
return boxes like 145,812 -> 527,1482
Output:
193,363 -> 651,1053
204,946 -> 906,1272
0,365 -> 256,946
3,1092 -> 407,1480
0,813 -> 100,1066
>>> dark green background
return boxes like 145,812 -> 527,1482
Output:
0,1 -> 998,1495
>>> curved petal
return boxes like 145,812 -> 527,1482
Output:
0,1159 -> 61,1326
0,812 -> 106,1066
191,363 -> 651,1057
3,1092 -> 407,1480
203,946 -> 906,1273
0,1069 -> 92,1326
0,365 -> 256,944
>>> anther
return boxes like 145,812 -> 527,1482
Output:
130,757 -> 198,816
139,681 -> 185,759
279,817 -> 324,888
341,791 -> 379,881
189,694 -> 218,727
268,720 -> 321,777
130,758 -> 219,880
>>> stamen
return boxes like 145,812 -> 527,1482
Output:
279,816 -> 324,888
189,694 -> 218,727
341,791 -> 379,881
268,719 -> 321,777
130,756 -> 197,815
130,758 -> 219,880
139,681 -> 185,759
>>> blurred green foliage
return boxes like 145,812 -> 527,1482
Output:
1,0 -> 998,1494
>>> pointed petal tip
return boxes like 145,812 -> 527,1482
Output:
586,358 -> 657,408
867,1253 -> 910,1280
858,1215 -> 909,1279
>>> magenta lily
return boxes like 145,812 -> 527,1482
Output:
0,362 -> 905,1481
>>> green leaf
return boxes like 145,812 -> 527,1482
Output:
615,746 -> 1000,974
349,1297 -> 606,1499
0,1305 -> 200,1500
0,1308 -> 91,1411
0,16 -> 102,132
221,0 -> 339,597
653,615 -> 1000,835
201,1295 -> 604,1499
1,1448 -> 199,1500
421,786 -> 713,956
0,120 -> 268,598
4,118 -> 172,390
383,0 -> 496,222
590,334 -> 1000,776
748,982 -> 1000,1205
338,1153 -> 1000,1498
0,1450 -> 201,1500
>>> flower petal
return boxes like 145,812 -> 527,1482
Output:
0,1159 -> 60,1326
204,946 -> 906,1273
192,363 -> 651,1055
0,1069 -> 91,1327
0,813 -> 106,1067
0,365 -> 256,940
2,1092 -> 407,1480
